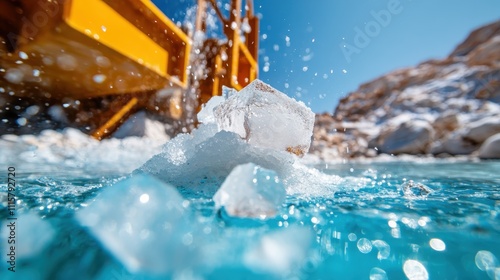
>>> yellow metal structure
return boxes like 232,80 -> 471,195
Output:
0,0 -> 259,138
195,0 -> 259,106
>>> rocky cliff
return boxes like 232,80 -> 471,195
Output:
312,20 -> 500,159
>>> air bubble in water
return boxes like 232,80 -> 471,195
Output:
370,267 -> 388,280
429,238 -> 446,251
475,250 -> 498,271
357,238 -> 372,253
403,260 -> 428,280
372,240 -> 390,260
348,233 -> 357,242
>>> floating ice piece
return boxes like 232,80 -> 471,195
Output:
1,212 -> 55,260
243,226 -> 313,276
76,174 -> 195,274
213,163 -> 286,218
213,79 -> 315,156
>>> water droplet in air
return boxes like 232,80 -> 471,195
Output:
5,68 -> 24,84
93,74 -> 107,84
19,51 -> 29,60
16,117 -> 27,126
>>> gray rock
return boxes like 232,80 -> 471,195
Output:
378,120 -> 434,154
479,133 -> 500,159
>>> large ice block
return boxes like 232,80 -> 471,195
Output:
213,80 -> 315,156
76,174 -> 196,274
213,163 -> 286,218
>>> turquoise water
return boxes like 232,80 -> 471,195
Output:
1,160 -> 500,279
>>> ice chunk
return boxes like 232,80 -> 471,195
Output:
76,174 -> 196,274
213,80 -> 315,156
213,163 -> 286,218
197,96 -> 225,124
1,212 -> 55,260
243,226 -> 313,276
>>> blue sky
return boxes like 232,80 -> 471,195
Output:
156,0 -> 500,113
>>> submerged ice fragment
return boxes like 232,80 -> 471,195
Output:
213,80 -> 315,156
76,174 -> 195,274
1,212 -> 55,260
213,163 -> 286,218
243,226 -> 313,276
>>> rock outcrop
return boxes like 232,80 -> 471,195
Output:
311,20 -> 500,159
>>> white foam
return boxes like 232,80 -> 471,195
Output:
0,128 -> 164,174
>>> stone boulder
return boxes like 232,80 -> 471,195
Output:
377,120 -> 434,154
479,133 -> 500,159
430,132 -> 478,155
463,116 -> 500,144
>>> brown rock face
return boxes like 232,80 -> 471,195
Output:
450,20 -> 500,57
312,20 -> 500,159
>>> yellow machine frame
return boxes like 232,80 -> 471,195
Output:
0,0 -> 258,139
